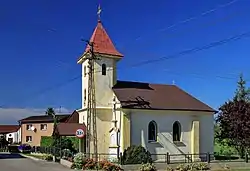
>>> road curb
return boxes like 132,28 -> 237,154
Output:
20,153 -> 43,161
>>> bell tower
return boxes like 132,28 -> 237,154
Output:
77,10 -> 123,110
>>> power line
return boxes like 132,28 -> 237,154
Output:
98,30 -> 250,73
133,0 -> 240,41
3,1 -> 246,106
20,0 -> 244,75
11,29 -> 250,105
162,69 -> 240,81
127,8 -> 248,51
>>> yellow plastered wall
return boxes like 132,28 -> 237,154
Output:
191,120 -> 200,160
121,112 -> 131,152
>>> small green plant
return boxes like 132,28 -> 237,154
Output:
195,162 -> 210,170
98,160 -> 123,171
73,152 -> 85,169
139,163 -> 156,171
175,164 -> 187,171
122,145 -> 152,164
165,162 -> 210,171
42,154 -> 53,161
166,166 -> 174,171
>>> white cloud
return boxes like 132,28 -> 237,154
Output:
0,107 -> 72,125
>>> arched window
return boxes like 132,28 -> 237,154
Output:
173,121 -> 181,142
148,121 -> 157,142
102,64 -> 106,75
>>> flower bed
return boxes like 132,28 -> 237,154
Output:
70,153 -> 122,170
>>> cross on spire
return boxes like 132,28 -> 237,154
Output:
97,4 -> 102,21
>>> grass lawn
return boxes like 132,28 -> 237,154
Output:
25,153 -> 45,160
214,142 -> 238,155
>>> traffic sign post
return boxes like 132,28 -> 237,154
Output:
76,128 -> 85,138
76,128 -> 85,153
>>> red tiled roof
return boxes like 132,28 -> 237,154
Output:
0,125 -> 20,134
53,123 -> 86,136
112,80 -> 216,112
84,20 -> 123,57
19,114 -> 70,124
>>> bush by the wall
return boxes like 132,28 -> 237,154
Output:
166,163 -> 210,171
72,152 -> 85,169
40,136 -> 78,152
40,136 -> 54,147
139,163 -> 156,171
122,145 -> 152,164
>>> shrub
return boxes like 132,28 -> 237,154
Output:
100,160 -> 123,171
175,164 -> 187,171
194,162 -> 210,170
83,158 -> 98,170
40,136 -> 54,147
61,149 -> 74,158
42,154 -> 53,161
122,145 -> 152,164
73,152 -> 85,169
165,162 -> 210,171
166,166 -> 174,171
139,163 -> 156,171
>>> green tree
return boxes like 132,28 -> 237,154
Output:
233,73 -> 250,101
45,107 -> 55,116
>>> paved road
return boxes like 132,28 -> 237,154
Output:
0,153 -> 71,171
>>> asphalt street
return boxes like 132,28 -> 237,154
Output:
0,153 -> 71,171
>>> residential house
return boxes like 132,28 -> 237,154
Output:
76,12 -> 216,162
19,114 -> 69,146
0,125 -> 21,144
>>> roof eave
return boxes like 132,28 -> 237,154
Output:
77,51 -> 123,65
121,107 -> 217,113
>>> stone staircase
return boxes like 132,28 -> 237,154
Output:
157,132 -> 191,163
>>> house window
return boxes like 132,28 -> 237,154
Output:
84,88 -> 87,105
102,64 -> 106,75
26,136 -> 32,142
173,121 -> 181,142
84,65 -> 87,77
40,124 -> 47,131
148,120 -> 157,142
8,138 -> 13,144
26,124 -> 32,131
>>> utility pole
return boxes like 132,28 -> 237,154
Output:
84,40 -> 98,160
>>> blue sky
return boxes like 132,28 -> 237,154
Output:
1,0 -> 250,114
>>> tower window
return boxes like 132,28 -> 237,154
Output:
84,65 -> 87,77
102,64 -> 106,75
84,89 -> 86,105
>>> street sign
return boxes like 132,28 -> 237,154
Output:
75,128 -> 85,138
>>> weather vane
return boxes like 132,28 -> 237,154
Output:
97,3 -> 102,21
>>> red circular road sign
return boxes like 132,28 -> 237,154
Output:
75,128 -> 85,138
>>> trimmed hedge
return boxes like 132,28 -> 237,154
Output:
40,136 -> 54,147
40,136 -> 79,151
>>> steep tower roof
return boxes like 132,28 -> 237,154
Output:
84,20 -> 123,57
